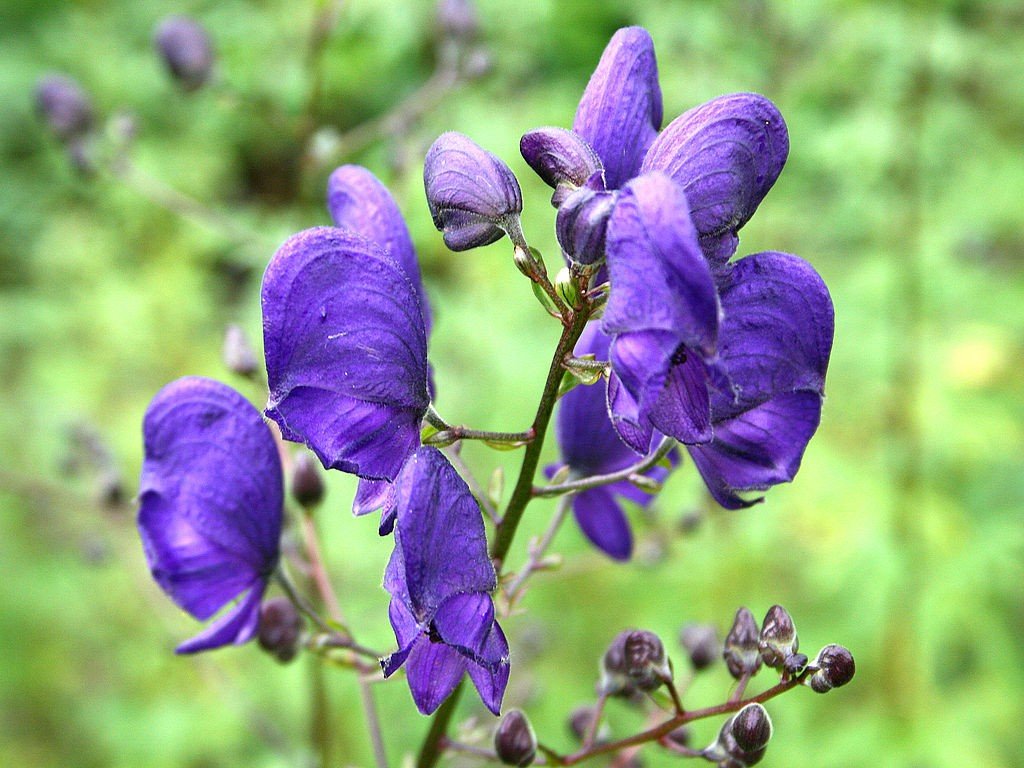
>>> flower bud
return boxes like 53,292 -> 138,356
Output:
567,705 -> 598,742
154,16 -> 215,92
679,623 -> 719,671
222,323 -> 259,379
806,644 -> 855,693
758,605 -> 798,669
494,709 -> 537,767
556,184 -> 616,266
290,452 -> 325,509
423,132 -> 523,251
519,127 -> 604,207
730,704 -> 772,753
662,725 -> 691,749
723,607 -> 762,679
35,74 -> 94,142
783,652 -> 808,677
553,266 -> 581,309
602,629 -> 671,694
257,597 -> 303,662
435,0 -> 480,42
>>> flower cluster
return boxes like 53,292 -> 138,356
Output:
136,24 -> 836,727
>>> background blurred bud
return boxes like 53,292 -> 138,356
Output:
679,623 -> 719,671
154,16 -> 215,92
623,629 -> 671,690
95,467 -> 125,509
290,452 -> 325,510
462,46 -> 493,79
731,703 -> 772,753
568,706 -> 595,742
663,724 -> 692,749
257,597 -> 303,663
807,644 -> 855,692
222,323 -> 259,378
784,652 -> 808,676
520,128 -> 604,207
436,0 -> 480,42
424,131 -> 523,251
724,607 -> 762,679
758,605 -> 798,668
35,74 -> 94,142
556,185 -> 615,266
494,709 -> 536,766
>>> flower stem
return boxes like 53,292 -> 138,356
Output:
490,307 -> 590,566
533,436 -> 676,498
415,680 -> 464,768
503,493 -> 573,608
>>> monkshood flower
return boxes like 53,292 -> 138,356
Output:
381,446 -> 509,715
154,16 -> 215,92
138,377 -> 283,653
551,323 -> 674,560
262,227 -> 430,495
424,131 -> 524,251
521,26 -> 788,270
686,252 -> 834,509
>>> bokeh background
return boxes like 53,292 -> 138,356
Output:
2,1 -> 1022,766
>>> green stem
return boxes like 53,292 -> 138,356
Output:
490,308 -> 590,566
534,436 -> 675,498
415,680 -> 464,768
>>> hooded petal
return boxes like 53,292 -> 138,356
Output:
326,165 -> 431,330
572,486 -> 633,561
642,93 -> 789,267
432,592 -> 497,664
405,638 -> 468,715
466,621 -> 510,716
139,377 -> 283,621
574,26 -> 663,189
262,227 -> 429,481
175,582 -> 265,654
520,127 -> 604,206
389,447 -> 496,617
424,132 -> 523,251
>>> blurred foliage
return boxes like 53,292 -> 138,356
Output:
2,0 -> 1023,767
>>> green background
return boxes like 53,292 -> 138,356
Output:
2,1 -> 1022,766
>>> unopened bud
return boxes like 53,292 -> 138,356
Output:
258,597 -> 303,663
806,644 -> 855,693
555,184 -> 615,266
154,16 -> 215,92
35,74 -> 94,142
783,652 -> 808,677
662,725 -> 691,749
730,704 -> 772,753
679,623 -> 719,671
602,629 -> 671,694
514,244 -> 545,279
553,266 -> 581,309
436,0 -> 480,42
494,709 -> 536,766
223,323 -> 259,378
290,452 -> 325,509
462,46 -> 493,80
758,605 -> 798,669
723,607 -> 762,679
568,705 -> 602,742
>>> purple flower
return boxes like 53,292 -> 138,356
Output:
552,324 -> 674,561
262,226 -> 430,485
687,252 -> 834,508
34,73 -> 94,141
154,16 -> 215,92
424,132 -> 523,251
381,447 -> 509,715
138,377 -> 283,654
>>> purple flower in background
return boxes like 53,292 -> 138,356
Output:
138,377 -> 283,654
424,131 -> 524,251
687,253 -> 834,508
382,447 -> 509,715
34,73 -> 94,142
154,16 -> 215,92
262,226 -> 430,485
552,324 -> 675,560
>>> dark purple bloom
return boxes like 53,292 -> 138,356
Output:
552,324 -> 673,560
262,226 -> 430,484
381,447 -> 509,715
686,252 -> 834,508
154,16 -> 215,92
34,73 -> 94,141
424,131 -> 523,251
601,172 -> 721,453
138,377 -> 283,654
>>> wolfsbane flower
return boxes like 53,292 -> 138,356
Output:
138,377 -> 283,654
382,447 -> 509,715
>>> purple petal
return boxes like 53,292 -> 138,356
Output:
382,597 -> 419,677
262,227 -> 429,481
139,377 -> 282,620
602,173 -> 719,354
353,477 -> 398,535
556,185 -> 617,265
574,27 -> 662,189
606,369 -> 654,455
326,165 -> 431,330
649,352 -> 713,445
389,447 -> 496,616
466,621 -> 510,716
687,392 -> 823,509
175,581 -> 265,654
405,638 -> 468,715
713,251 -> 834,417
520,127 -> 604,205
424,132 -> 523,251
642,93 -> 789,267
572,487 -> 633,561
432,592 -> 497,664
